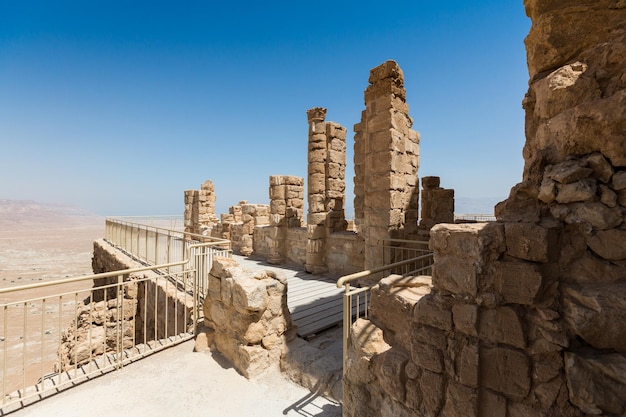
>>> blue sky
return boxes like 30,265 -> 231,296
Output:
0,1 -> 530,217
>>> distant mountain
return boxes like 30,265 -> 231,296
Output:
0,199 -> 102,229
454,196 -> 504,215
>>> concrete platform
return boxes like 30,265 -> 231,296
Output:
6,340 -> 341,417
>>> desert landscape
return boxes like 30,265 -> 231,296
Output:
0,200 -> 105,394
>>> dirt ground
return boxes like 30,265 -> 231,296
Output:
0,201 -> 105,396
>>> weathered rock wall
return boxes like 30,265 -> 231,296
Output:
343,2 -> 626,417
202,257 -> 296,378
58,239 -> 193,371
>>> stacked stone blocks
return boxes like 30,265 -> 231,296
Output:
201,257 -> 296,378
354,60 -> 420,271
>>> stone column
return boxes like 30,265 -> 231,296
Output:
268,175 -> 304,264
306,107 -> 329,273
184,180 -> 218,236
419,176 -> 454,234
354,60 -> 420,271
306,108 -> 348,274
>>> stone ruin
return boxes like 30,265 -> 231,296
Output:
185,60 -> 456,277
343,1 -> 626,417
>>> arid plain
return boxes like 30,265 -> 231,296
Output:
0,200 -> 105,394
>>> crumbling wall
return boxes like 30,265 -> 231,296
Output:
343,2 -> 626,417
201,257 -> 296,378
267,175 -> 305,264
184,180 -> 218,236
58,239 -> 193,370
306,107 -> 348,273
419,176 -> 454,235
353,60 -> 420,271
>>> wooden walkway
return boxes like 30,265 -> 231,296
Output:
231,255 -> 344,338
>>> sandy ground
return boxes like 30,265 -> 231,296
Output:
8,340 -> 341,417
0,201 -> 105,396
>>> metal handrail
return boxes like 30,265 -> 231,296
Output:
336,252 -> 434,375
1,231 -> 230,410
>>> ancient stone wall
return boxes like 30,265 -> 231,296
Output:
306,108 -> 348,273
419,176 -> 454,234
58,239 -> 193,370
343,2 -> 626,417
201,257 -> 296,378
353,60 -> 420,271
326,232 -> 364,277
267,175 -> 305,264
184,180 -> 218,235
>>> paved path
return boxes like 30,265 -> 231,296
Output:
7,340 -> 341,417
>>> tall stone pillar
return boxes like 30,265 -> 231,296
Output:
354,60 -> 420,270
268,175 -> 304,264
305,107 -> 347,274
184,180 -> 218,236
419,176 -> 454,234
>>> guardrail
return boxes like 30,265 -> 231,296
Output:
336,251 -> 434,375
106,215 -> 185,231
105,218 -> 231,296
454,213 -> 496,222
1,221 -> 231,411
381,238 -> 431,276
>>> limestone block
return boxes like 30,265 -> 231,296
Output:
411,341 -> 443,374
431,254 -> 478,297
452,304 -> 478,336
243,320 -> 267,345
565,351 -> 626,415
457,341 -> 479,388
345,319 -> 390,384
505,222 -> 558,262
443,381 -> 478,417
612,170 -> 626,190
413,294 -> 452,330
480,346 -> 530,399
370,275 -> 431,349
479,307 -> 526,349
555,179 -> 597,203
599,184 -> 618,207
418,369 -> 444,417
563,283 -> 626,353
584,152 -> 613,184
231,276 -> 268,313
533,352 -> 563,383
211,257 -> 244,279
560,202 -> 623,229
430,222 -> 505,260
493,261 -> 543,305
545,160 -> 593,185
372,348 -> 409,404
237,344 -> 271,379
585,228 -> 626,260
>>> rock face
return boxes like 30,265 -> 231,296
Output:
343,2 -> 626,417
202,257 -> 296,378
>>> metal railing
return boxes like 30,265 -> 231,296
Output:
1,221 -> 231,410
336,249 -> 434,375
105,218 -> 231,296
381,239 -> 432,276
454,213 -> 496,222
106,215 -> 185,231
